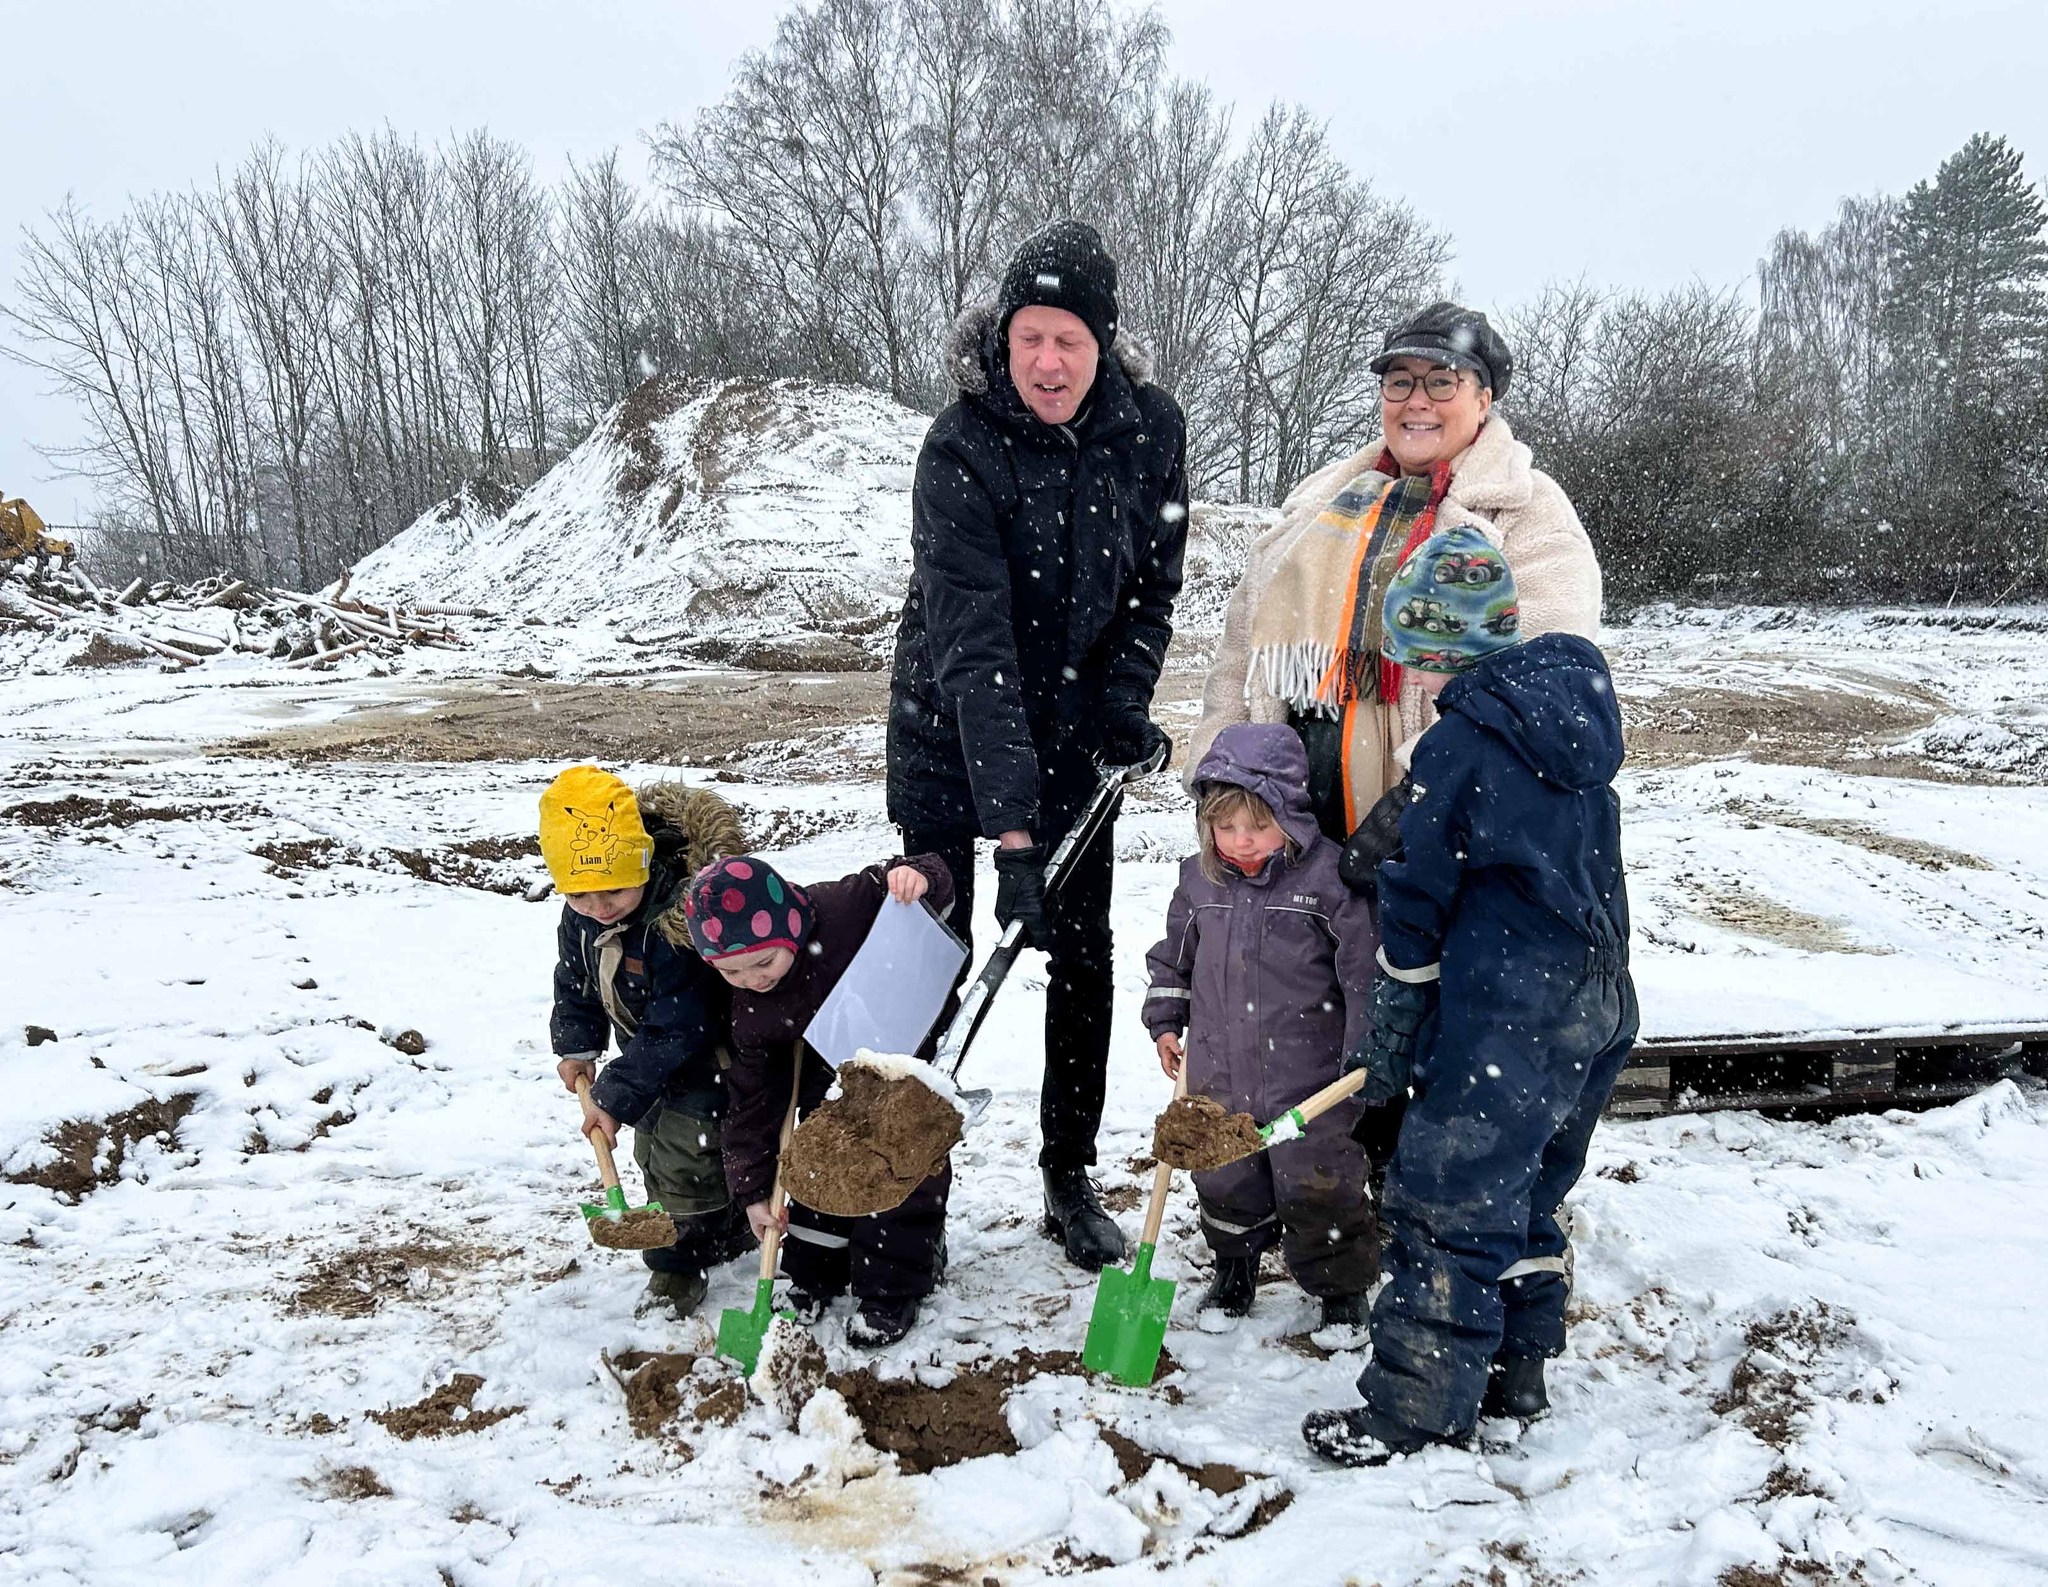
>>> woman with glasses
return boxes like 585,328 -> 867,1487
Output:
1189,301 -> 1604,854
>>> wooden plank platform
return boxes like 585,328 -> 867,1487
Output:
1606,1026 -> 2048,1119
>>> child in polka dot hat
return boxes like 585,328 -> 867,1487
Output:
684,848 -> 961,1350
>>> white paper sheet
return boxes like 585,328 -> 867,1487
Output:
802,897 -> 968,1069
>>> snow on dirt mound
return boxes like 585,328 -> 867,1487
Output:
349,378 -> 929,670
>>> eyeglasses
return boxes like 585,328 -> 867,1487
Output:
1380,368 -> 1468,402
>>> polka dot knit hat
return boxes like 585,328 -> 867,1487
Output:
683,855 -> 815,963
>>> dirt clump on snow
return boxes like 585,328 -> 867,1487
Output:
1098,1428 -> 1294,1536
608,1350 -> 749,1441
368,1373 -> 522,1440
784,1063 -> 963,1216
66,632 -> 153,669
24,1025 -> 57,1046
829,1350 -> 1081,1474
320,1464 -> 393,1500
6,1093 -> 197,1200
1152,1095 -> 1265,1171
1712,1304 -> 1855,1449
585,1206 -> 677,1251
289,1239 -> 487,1317
2,794 -> 201,830
750,1318 -> 829,1427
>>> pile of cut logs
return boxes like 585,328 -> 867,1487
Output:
0,563 -> 486,669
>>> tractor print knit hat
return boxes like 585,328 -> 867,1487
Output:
1380,524 -> 1522,674
538,765 -> 653,894
996,220 -> 1120,355
683,855 -> 815,963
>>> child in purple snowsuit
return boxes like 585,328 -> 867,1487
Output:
1141,722 -> 1381,1328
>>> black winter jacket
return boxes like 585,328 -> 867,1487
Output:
550,785 -> 744,1127
1378,632 -> 1631,991
886,304 -> 1189,838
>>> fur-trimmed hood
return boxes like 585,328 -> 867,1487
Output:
635,781 -> 745,947
943,300 -> 1155,398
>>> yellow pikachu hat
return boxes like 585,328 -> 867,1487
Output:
538,766 -> 653,893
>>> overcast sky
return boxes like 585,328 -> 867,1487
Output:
7,0 -> 2044,520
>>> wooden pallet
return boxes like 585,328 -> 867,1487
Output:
1607,1026 -> 2048,1119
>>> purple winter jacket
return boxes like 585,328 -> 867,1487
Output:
1142,724 -> 1379,1118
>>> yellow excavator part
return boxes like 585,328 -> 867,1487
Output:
1,495 -> 71,565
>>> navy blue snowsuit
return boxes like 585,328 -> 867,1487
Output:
1358,632 -> 1639,1438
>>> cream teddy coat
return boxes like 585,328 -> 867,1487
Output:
1189,415 -> 1604,805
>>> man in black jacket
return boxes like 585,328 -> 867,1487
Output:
887,221 -> 1188,1270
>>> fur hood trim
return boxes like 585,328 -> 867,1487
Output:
635,781 -> 746,948
944,301 -> 1155,397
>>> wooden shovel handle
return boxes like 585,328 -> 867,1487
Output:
1138,1057 -> 1191,1248
573,1075 -> 621,1190
758,1044 -> 807,1282
1279,1069 -> 1368,1130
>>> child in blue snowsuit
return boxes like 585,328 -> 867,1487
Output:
1303,524 -> 1638,1466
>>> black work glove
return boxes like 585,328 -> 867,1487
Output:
993,842 -> 1050,944
1339,775 -> 1413,895
1341,971 -> 1439,1105
1099,706 -> 1171,771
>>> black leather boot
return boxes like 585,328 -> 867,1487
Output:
1199,1255 -> 1258,1317
1479,1354 -> 1549,1421
1041,1167 -> 1127,1271
846,1294 -> 920,1348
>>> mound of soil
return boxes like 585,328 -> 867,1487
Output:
1098,1427 -> 1294,1534
369,1374 -> 522,1441
321,1464 -> 392,1500
66,632 -> 152,669
829,1349 -> 1080,1474
784,1064 -> 963,1216
1153,1096 -> 1264,1172
586,1206 -> 677,1251
6,1093 -> 197,1200
608,1350 -> 749,1441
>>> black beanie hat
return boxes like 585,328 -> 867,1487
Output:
996,220 -> 1119,355
1370,301 -> 1514,401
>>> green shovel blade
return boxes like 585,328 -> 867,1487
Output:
716,1276 -> 791,1376
1081,1242 -> 1176,1386
579,1185 -> 667,1223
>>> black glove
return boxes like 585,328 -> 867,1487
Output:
1339,775 -> 1414,895
1099,707 -> 1171,770
1341,971 -> 1439,1104
993,842 -> 1050,944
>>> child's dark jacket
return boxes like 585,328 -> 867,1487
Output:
1378,631 -> 1630,997
721,854 -> 956,1205
550,785 -> 745,1126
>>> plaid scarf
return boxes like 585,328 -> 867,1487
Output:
1249,456 -> 1455,715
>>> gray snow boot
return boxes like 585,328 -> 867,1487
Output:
1479,1354 -> 1549,1421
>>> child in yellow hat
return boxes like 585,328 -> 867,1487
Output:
540,765 -> 747,1318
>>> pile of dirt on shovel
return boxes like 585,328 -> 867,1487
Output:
783,1058 -> 964,1216
586,1207 -> 677,1251
1152,1095 -> 1264,1172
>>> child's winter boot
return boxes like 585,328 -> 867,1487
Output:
1479,1354 -> 1548,1421
1300,1404 -> 1438,1467
1318,1292 -> 1370,1330
846,1294 -> 920,1348
1199,1254 -> 1257,1317
638,1267 -> 709,1319
786,1285 -> 837,1325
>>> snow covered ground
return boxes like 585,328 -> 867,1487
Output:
5,610 -> 2048,1586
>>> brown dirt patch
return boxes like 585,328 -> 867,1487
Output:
1725,801 -> 1991,872
1152,1096 -> 1265,1172
448,835 -> 541,862
215,674 -> 887,767
830,1350 -> 1082,1474
606,1350 -> 749,1441
6,1093 -> 197,1200
24,1025 -> 57,1046
289,1240 -> 488,1317
1694,884 -> 1879,954
1712,1305 -> 1852,1449
1098,1428 -> 1294,1535
368,1373 -> 522,1441
2,794 -> 200,829
610,373 -> 697,498
784,1062 -> 963,1217
585,1206 -> 678,1251
252,838 -> 341,875
321,1464 -> 393,1500
1619,678 -> 1954,778
66,632 -> 153,668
